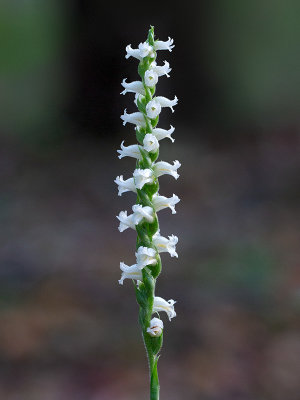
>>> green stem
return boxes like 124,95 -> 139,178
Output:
143,331 -> 160,400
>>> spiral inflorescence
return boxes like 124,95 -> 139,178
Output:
115,26 -> 180,399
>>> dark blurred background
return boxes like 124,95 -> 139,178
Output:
1,1 -> 300,399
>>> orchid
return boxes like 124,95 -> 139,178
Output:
115,26 -> 180,400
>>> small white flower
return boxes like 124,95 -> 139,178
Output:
114,176 -> 137,196
117,210 -> 136,232
133,168 -> 154,189
125,44 -> 142,60
136,246 -> 157,268
153,296 -> 176,321
146,99 -> 162,119
119,262 -> 143,285
152,125 -> 175,142
152,193 -> 180,214
138,42 -> 153,58
144,70 -> 158,87
134,93 -> 145,107
154,37 -> 175,52
153,160 -> 181,179
132,204 -> 154,224
152,230 -> 178,257
117,141 -> 142,160
147,317 -> 164,337
155,96 -> 178,113
143,134 -> 159,153
121,109 -> 146,127
121,79 -> 145,95
117,204 -> 154,232
150,61 -> 172,77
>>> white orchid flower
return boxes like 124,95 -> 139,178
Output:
152,231 -> 178,257
120,109 -> 146,127
154,37 -> 175,52
147,317 -> 164,337
153,160 -> 181,179
114,176 -> 137,196
152,193 -> 180,214
132,204 -> 154,224
133,168 -> 154,189
155,96 -> 178,113
144,70 -> 158,87
143,133 -> 159,153
152,125 -> 175,142
150,61 -> 172,77
117,141 -> 142,160
117,210 -> 136,232
136,246 -> 157,268
138,42 -> 154,58
146,99 -> 162,119
153,297 -> 176,321
119,262 -> 143,285
121,79 -> 145,95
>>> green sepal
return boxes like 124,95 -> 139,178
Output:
142,268 -> 155,298
135,284 -> 148,308
147,26 -> 155,46
150,86 -> 156,97
145,117 -> 153,134
138,59 -> 150,78
136,189 -> 153,207
137,96 -> 147,114
136,127 -> 146,144
149,334 -> 163,356
151,115 -> 159,128
144,180 -> 159,198
136,223 -> 152,247
148,214 -> 159,237
144,86 -> 152,103
149,149 -> 159,163
149,255 -> 162,279
139,147 -> 152,169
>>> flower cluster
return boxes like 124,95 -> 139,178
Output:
115,27 -> 179,372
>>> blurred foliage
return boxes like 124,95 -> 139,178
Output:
205,0 -> 300,127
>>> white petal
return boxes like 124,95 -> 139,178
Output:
143,134 -> 159,153
116,210 -> 136,232
114,176 -> 137,196
153,160 -> 181,179
125,44 -> 142,60
153,296 -> 176,321
152,193 -> 180,214
119,262 -> 143,284
152,125 -> 175,142
138,42 -> 153,58
147,317 -> 164,337
150,60 -> 172,77
152,231 -> 178,257
144,70 -> 158,87
117,141 -> 142,160
132,204 -> 154,224
136,246 -> 157,268
146,100 -> 162,119
120,109 -> 146,127
121,78 -> 145,95
155,96 -> 178,112
153,37 -> 175,52
133,168 -> 154,189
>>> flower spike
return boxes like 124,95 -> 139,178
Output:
116,27 -> 180,400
